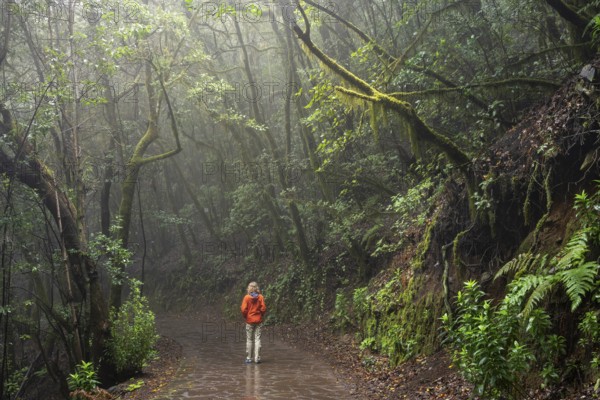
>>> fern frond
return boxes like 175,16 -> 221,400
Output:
557,261 -> 600,311
505,274 -> 550,309
495,253 -> 548,280
556,228 -> 591,270
522,276 -> 555,318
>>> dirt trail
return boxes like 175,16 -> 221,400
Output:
153,314 -> 353,400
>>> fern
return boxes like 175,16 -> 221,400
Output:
506,274 -> 551,311
521,276 -> 555,318
495,253 -> 548,280
503,228 -> 599,316
553,228 -> 599,311
558,262 -> 600,311
556,228 -> 591,271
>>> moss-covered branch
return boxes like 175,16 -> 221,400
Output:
335,87 -> 378,102
292,18 -> 374,96
293,3 -> 476,208
111,60 -> 183,309
298,0 -> 511,129
335,81 -> 472,177
292,11 -> 468,167
136,65 -> 182,166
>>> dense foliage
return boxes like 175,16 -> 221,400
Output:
0,0 -> 598,397
444,182 -> 600,398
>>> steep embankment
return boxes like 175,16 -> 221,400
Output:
341,60 -> 600,397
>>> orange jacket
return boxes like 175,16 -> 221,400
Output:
241,293 -> 266,324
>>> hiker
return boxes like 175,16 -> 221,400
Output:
241,281 -> 267,364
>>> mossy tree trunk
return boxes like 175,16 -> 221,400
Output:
109,60 -> 182,309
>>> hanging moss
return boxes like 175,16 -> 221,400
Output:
293,22 -> 478,217
336,86 -> 367,111
369,102 -> 380,142
452,228 -> 469,278
523,163 -> 540,226
532,167 -> 554,247
401,115 -> 421,159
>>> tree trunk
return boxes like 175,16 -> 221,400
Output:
0,138 -> 109,366
164,165 -> 193,263
171,159 -> 220,240
109,60 -> 182,309
234,16 -> 313,265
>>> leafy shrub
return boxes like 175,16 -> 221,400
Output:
372,177 -> 438,257
443,280 -> 564,399
5,366 -> 28,398
67,361 -> 100,393
107,280 -> 158,376
89,229 -> 132,286
578,311 -> 600,391
67,361 -> 112,400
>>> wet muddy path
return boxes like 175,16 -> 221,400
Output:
154,315 -> 352,400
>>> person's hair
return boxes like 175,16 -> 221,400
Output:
247,281 -> 260,295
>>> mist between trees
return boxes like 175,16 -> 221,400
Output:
0,157 -> 413,187
197,240 -> 280,263
1,0 -> 598,398
4,0 -> 340,24
3,0 -> 484,26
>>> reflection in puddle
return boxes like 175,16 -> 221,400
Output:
244,364 -> 261,398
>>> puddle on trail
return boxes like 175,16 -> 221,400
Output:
154,315 -> 352,400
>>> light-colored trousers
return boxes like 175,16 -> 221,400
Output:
245,323 -> 262,361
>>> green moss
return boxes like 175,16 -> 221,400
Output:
353,274 -> 444,366
452,228 -> 468,274
532,167 -> 554,247
523,169 -> 535,226
412,210 -> 440,270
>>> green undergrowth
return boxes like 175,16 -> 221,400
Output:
443,181 -> 600,398
328,175 -> 447,366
